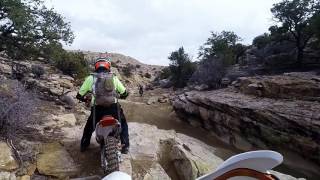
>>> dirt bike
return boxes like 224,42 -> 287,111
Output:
82,95 -> 122,175
196,150 -> 282,180
95,114 -> 122,175
103,150 -> 284,180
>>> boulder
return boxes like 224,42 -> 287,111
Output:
193,84 -> 209,91
158,96 -> 168,103
0,61 -> 11,75
147,97 -> 158,105
244,41 -> 296,68
18,175 -> 30,180
44,113 -> 77,128
0,172 -> 16,180
159,79 -> 172,88
29,175 -> 47,180
0,74 -> 7,80
166,136 -> 223,180
25,163 -> 36,176
36,142 -> 79,178
236,73 -> 320,101
60,75 -> 74,82
264,53 -> 296,67
224,65 -> 252,81
269,171 -> 306,180
36,82 -> 50,92
59,94 -> 76,107
0,83 -> 13,97
221,78 -> 231,86
143,163 -> 170,180
0,142 -> 18,171
59,79 -> 73,89
54,113 -> 77,126
49,87 -> 61,96
48,74 -> 60,81
128,123 -> 301,179
129,123 -> 224,180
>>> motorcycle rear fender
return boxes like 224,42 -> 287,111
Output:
96,124 -> 120,142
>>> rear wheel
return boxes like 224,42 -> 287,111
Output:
102,137 -> 119,175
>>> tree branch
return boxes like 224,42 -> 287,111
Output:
0,101 -> 22,121
302,34 -> 314,48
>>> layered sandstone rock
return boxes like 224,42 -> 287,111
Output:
172,73 -> 320,166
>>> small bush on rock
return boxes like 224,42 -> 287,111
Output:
12,62 -> 29,80
144,72 -> 151,78
189,57 -> 226,89
31,65 -> 45,78
252,33 -> 272,49
158,67 -> 171,80
122,64 -> 135,77
111,61 -> 118,68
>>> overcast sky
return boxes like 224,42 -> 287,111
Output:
45,0 -> 281,65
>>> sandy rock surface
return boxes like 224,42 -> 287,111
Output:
36,142 -> 79,178
0,142 -> 18,171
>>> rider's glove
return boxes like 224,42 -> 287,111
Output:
76,93 -> 86,102
76,93 -> 91,102
119,90 -> 129,99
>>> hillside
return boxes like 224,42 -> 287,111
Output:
73,51 -> 164,89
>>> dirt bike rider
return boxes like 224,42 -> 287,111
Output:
138,84 -> 143,97
76,56 -> 130,154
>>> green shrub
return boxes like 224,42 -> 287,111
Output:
0,0 -> 74,61
111,61 -> 118,68
31,64 -> 45,78
158,67 -> 171,80
144,72 -> 151,78
122,63 -> 135,77
168,47 -> 196,88
199,31 -> 245,66
190,57 -> 226,89
253,33 -> 271,49
41,43 -> 89,79
54,51 -> 89,79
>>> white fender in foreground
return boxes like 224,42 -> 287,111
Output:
102,171 -> 132,180
196,150 -> 283,180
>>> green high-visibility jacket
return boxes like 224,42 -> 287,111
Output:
78,74 -> 126,105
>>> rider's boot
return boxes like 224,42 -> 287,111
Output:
121,146 -> 129,154
80,137 -> 90,152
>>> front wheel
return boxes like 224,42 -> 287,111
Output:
102,137 -> 120,175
